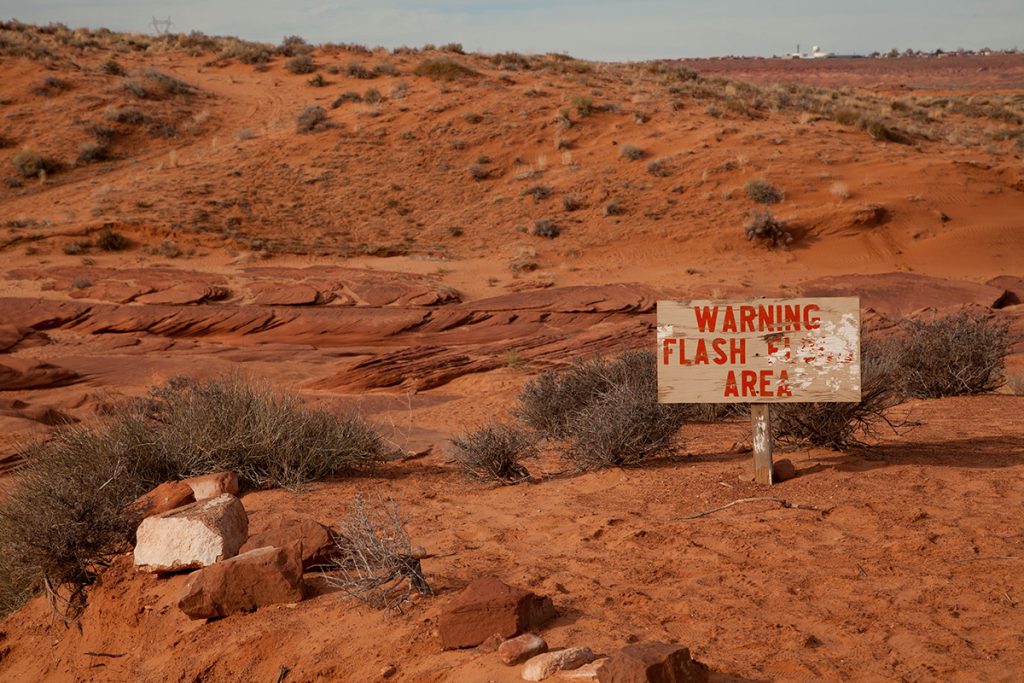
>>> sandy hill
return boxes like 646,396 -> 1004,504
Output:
0,20 -> 1022,682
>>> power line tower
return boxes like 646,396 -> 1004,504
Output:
151,16 -> 173,36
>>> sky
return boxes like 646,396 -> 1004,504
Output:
1,0 -> 1021,61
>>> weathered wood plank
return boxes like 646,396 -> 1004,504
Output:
656,297 -> 861,403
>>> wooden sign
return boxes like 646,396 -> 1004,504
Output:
657,297 -> 861,486
657,297 -> 861,404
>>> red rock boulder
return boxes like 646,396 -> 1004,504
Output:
177,544 -> 304,619
240,516 -> 334,570
597,642 -> 709,683
439,578 -> 556,649
129,481 -> 196,519
182,471 -> 240,501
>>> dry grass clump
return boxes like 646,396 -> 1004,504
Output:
285,54 -> 316,74
0,375 -> 386,619
413,57 -> 478,80
467,163 -> 489,180
518,350 -> 685,470
646,157 -> 671,177
11,149 -> 60,178
772,351 -> 904,450
449,423 -> 536,484
620,144 -> 644,160
76,140 -> 110,165
95,228 -> 128,251
324,495 -> 431,611
829,181 -> 851,200
892,310 -> 1011,398
31,75 -> 71,96
745,210 -> 791,247
296,105 -> 328,133
744,178 -> 783,204
532,218 -> 559,238
98,58 -> 125,75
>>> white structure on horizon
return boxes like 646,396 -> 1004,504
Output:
786,44 -> 835,59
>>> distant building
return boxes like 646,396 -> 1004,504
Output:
784,44 -> 838,59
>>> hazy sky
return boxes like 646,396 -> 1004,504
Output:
2,1 -> 1021,60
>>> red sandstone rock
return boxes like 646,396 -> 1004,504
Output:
438,578 -> 556,649
182,471 -> 240,501
130,481 -> 196,518
596,642 -> 709,683
773,459 -> 798,482
498,632 -> 548,665
240,516 -> 334,569
177,544 -> 303,619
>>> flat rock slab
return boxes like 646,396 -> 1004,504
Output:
439,577 -> 556,649
0,358 -> 80,391
130,481 -> 195,519
522,648 -> 597,681
499,633 -> 548,666
135,284 -> 230,305
182,471 -> 240,501
134,493 -> 248,573
177,544 -> 303,619
596,642 -> 709,683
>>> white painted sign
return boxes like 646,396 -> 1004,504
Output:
657,297 -> 861,403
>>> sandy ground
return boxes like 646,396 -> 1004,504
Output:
1,28 -> 1023,682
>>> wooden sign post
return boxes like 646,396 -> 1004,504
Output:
657,297 -> 861,485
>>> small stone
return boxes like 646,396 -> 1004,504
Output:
773,459 -> 797,482
182,471 -> 240,501
522,648 -> 597,681
499,633 -> 548,665
596,642 -> 709,683
134,493 -> 248,573
380,664 -> 397,678
129,481 -> 195,519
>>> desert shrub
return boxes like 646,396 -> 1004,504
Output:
346,62 -> 374,79
521,184 -> 552,202
11,149 -> 60,178
532,218 -> 559,238
442,42 -> 464,54
222,43 -> 272,64
285,54 -> 316,74
744,178 -> 782,204
308,73 -> 327,87
461,111 -> 483,124
861,118 -> 908,143
31,75 -> 70,96
572,95 -> 594,116
448,422 -> 535,483
604,200 -> 624,216
95,228 -> 128,251
363,87 -> 383,104
278,35 -> 311,57
76,140 -> 110,164
324,494 -> 431,610
491,51 -> 531,70
646,157 -> 671,177
296,105 -> 328,133
562,194 -> 583,211
620,144 -> 644,160
467,163 -> 489,180
745,210 -> 791,247
373,62 -> 399,77
566,381 -> 686,469
413,58 -> 478,80
141,69 -> 193,97
332,91 -> 362,108
99,58 -> 125,75
518,350 -> 685,469
105,106 -> 146,124
772,354 -> 904,450
892,310 -> 1011,398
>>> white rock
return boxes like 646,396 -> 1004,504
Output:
134,493 -> 248,573
522,648 -> 597,681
